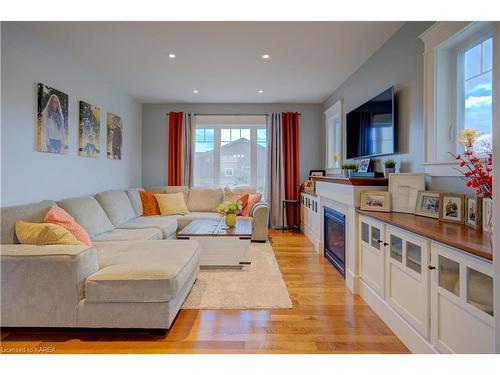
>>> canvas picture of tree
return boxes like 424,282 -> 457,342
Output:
78,101 -> 101,157
37,83 -> 69,154
107,112 -> 122,160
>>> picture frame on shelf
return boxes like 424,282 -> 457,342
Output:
465,196 -> 483,231
388,173 -> 426,213
357,158 -> 371,173
482,198 -> 493,231
415,191 -> 440,219
309,170 -> 325,177
439,193 -> 465,224
359,191 -> 391,212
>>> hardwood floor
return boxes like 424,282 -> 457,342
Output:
0,230 -> 409,354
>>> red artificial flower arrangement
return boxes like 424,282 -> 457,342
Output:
451,129 -> 493,199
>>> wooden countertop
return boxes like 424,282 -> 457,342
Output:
357,210 -> 492,261
312,176 -> 388,186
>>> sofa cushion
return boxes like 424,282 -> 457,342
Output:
92,228 -> 162,242
57,196 -> 114,238
155,192 -> 190,216
140,191 -> 161,216
242,193 -> 262,217
223,186 -> 256,201
186,188 -> 222,212
126,188 -> 145,216
1,201 -> 56,244
15,221 -> 82,245
145,185 -> 189,200
118,216 -> 178,239
44,206 -> 92,246
95,190 -> 136,226
86,240 -> 201,302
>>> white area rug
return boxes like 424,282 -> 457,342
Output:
182,242 -> 292,309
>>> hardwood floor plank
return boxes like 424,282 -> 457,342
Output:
0,229 -> 409,354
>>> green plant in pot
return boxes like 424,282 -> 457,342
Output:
342,162 -> 358,178
383,158 -> 397,177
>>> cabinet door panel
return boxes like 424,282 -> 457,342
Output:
359,216 -> 385,297
430,243 -> 495,353
385,226 -> 430,338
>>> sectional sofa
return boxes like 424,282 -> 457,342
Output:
0,186 -> 269,329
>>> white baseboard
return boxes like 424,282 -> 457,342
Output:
358,279 -> 438,354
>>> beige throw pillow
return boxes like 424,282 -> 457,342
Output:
154,193 -> 190,216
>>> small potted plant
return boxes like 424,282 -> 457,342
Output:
342,162 -> 358,178
216,200 -> 243,227
383,158 -> 397,177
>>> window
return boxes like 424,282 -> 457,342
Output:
421,22 -> 494,176
457,37 -> 493,153
193,115 -> 267,193
325,100 -> 342,174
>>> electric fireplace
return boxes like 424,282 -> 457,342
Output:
323,207 -> 346,277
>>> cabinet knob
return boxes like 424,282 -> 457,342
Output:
428,265 -> 436,270
377,240 -> 383,243
383,242 -> 389,247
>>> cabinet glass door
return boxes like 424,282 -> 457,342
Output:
361,222 -> 369,244
438,255 -> 460,296
467,268 -> 494,316
406,241 -> 422,274
371,227 -> 381,250
390,235 -> 403,263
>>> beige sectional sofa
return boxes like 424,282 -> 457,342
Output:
0,186 -> 269,329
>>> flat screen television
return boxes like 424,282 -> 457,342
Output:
346,87 -> 396,159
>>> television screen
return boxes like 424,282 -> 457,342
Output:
346,87 -> 396,159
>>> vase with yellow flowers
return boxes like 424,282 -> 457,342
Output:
216,200 -> 243,227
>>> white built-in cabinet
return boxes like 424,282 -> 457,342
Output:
300,192 -> 320,250
430,242 -> 495,353
359,214 -> 494,353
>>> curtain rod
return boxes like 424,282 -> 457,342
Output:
165,113 -> 302,116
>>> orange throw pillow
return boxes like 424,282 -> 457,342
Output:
44,206 -> 92,246
140,191 -> 161,216
241,193 -> 262,217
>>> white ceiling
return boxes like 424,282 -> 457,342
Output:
23,22 -> 403,104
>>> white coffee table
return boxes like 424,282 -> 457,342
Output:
177,218 -> 252,267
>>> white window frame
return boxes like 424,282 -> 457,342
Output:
456,33 -> 493,154
420,21 -> 493,176
324,100 -> 343,175
194,121 -> 266,189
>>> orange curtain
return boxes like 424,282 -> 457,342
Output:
282,112 -> 300,225
168,112 -> 183,186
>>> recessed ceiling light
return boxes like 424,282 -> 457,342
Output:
193,90 -> 199,94
258,90 -> 264,94
168,53 -> 176,59
261,54 -> 270,60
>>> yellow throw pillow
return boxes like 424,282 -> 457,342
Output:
155,192 -> 190,216
15,221 -> 82,245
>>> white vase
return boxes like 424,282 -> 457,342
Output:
384,168 -> 395,178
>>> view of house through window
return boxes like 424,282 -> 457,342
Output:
193,115 -> 267,194
459,36 -> 493,153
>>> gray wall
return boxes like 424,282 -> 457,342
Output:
323,22 -> 432,173
322,21 -> 466,192
1,23 -> 143,206
142,103 -> 323,187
